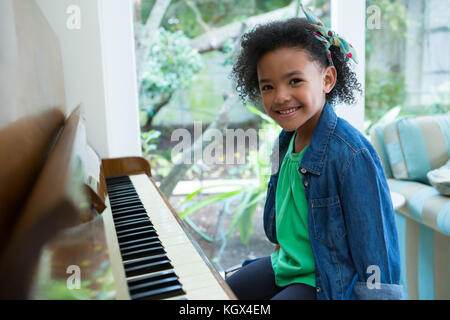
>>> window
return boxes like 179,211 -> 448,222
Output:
365,0 -> 450,131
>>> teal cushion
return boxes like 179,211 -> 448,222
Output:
385,115 -> 450,184
370,123 -> 393,179
388,179 -> 450,236
427,160 -> 450,196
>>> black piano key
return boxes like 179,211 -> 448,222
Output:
120,239 -> 162,252
109,190 -> 137,197
113,211 -> 147,220
112,209 -> 147,218
114,213 -> 148,226
109,191 -> 139,199
113,213 -> 149,224
106,182 -> 129,188
124,255 -> 173,277
107,184 -> 136,193
123,253 -> 168,267
114,215 -> 150,224
111,205 -> 146,215
131,284 -> 185,300
107,185 -> 134,192
108,180 -> 134,185
114,218 -> 152,231
106,175 -> 130,183
110,201 -> 145,211
128,270 -> 177,286
120,237 -> 161,248
109,186 -> 134,191
108,185 -> 133,191
107,180 -> 134,186
128,271 -> 182,296
121,246 -> 166,261
118,235 -> 160,248
110,193 -> 137,200
130,276 -> 179,294
116,225 -> 155,236
109,196 -> 141,205
110,202 -> 142,211
117,229 -> 158,243
113,213 -> 148,223
109,192 -> 139,199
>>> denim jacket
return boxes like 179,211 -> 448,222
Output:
263,102 -> 404,300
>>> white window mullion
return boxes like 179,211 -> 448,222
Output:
99,0 -> 142,157
331,0 -> 366,133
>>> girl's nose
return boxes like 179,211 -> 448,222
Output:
274,88 -> 291,105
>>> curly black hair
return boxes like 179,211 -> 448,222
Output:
231,18 -> 362,106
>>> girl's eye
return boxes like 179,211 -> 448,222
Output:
261,85 -> 273,91
289,78 -> 302,85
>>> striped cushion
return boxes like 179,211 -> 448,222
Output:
388,179 -> 450,236
427,160 -> 450,196
384,115 -> 450,184
394,211 -> 450,300
370,124 -> 393,179
389,179 -> 450,300
383,121 -> 404,179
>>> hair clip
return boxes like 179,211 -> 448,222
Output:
300,2 -> 358,65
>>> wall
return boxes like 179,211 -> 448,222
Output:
0,0 -> 66,128
35,0 -> 141,158
331,0 -> 366,133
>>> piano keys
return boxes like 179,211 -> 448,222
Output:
103,174 -> 234,300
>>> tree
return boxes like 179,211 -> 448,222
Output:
136,0 -> 313,198
139,28 -> 204,131
135,0 -> 172,89
189,1 -> 298,53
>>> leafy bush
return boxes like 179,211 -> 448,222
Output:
141,129 -> 174,179
140,28 -> 204,119
364,69 -> 406,133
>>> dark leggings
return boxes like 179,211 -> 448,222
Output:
225,256 -> 317,300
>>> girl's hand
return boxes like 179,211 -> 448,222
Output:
274,244 -> 280,252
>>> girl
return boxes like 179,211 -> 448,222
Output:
225,6 -> 404,300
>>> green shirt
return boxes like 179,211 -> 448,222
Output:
270,132 -> 316,287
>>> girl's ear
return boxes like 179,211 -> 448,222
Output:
323,66 -> 337,94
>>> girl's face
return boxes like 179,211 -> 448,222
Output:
257,47 -> 336,135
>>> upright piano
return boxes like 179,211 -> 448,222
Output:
0,106 -> 236,300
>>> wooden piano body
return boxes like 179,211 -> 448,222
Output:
0,107 -> 236,300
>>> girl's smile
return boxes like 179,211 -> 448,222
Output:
277,107 -> 301,118
257,47 -> 336,152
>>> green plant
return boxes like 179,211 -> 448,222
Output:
365,0 -> 408,130
220,38 -> 234,67
141,129 -> 161,156
141,129 -> 174,178
365,69 -> 406,134
139,27 -> 204,126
